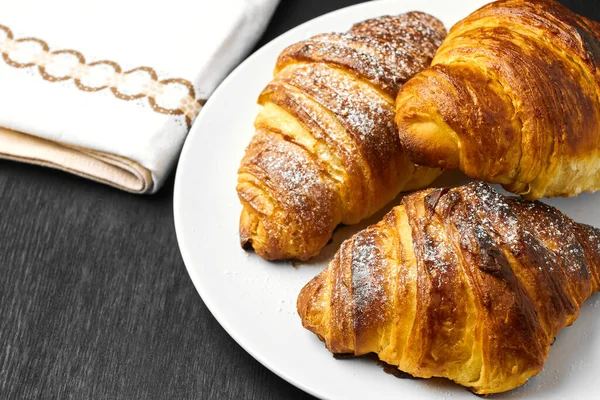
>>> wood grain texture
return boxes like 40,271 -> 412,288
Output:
0,1 -> 597,399
0,160 -> 312,399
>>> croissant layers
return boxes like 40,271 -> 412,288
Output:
395,0 -> 600,200
237,13 -> 446,261
298,182 -> 600,394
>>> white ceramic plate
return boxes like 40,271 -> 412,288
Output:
173,1 -> 600,398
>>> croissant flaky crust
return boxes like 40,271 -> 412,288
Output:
237,13 -> 446,261
298,182 -> 600,394
395,0 -> 600,200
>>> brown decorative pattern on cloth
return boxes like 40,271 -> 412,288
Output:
0,24 -> 206,127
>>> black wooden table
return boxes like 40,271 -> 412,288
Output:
1,1 -> 597,399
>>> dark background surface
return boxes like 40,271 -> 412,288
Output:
0,1 -> 598,399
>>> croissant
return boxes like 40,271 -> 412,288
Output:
395,0 -> 600,200
298,182 -> 600,394
237,13 -> 446,261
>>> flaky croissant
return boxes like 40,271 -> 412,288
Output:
237,13 -> 446,261
395,0 -> 600,200
298,182 -> 600,394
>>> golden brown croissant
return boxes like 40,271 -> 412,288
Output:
298,182 -> 600,394
395,0 -> 600,200
237,13 -> 446,261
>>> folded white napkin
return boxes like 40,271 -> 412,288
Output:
0,0 -> 279,193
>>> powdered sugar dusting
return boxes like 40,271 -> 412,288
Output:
461,182 -> 520,247
278,63 -> 399,179
349,12 -> 445,58
259,138 -> 320,210
352,230 -> 387,323
422,223 -> 455,282
277,12 -> 446,95
240,130 -> 338,239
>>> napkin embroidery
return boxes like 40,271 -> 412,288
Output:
0,24 -> 206,127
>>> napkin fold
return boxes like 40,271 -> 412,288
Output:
0,0 -> 279,193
